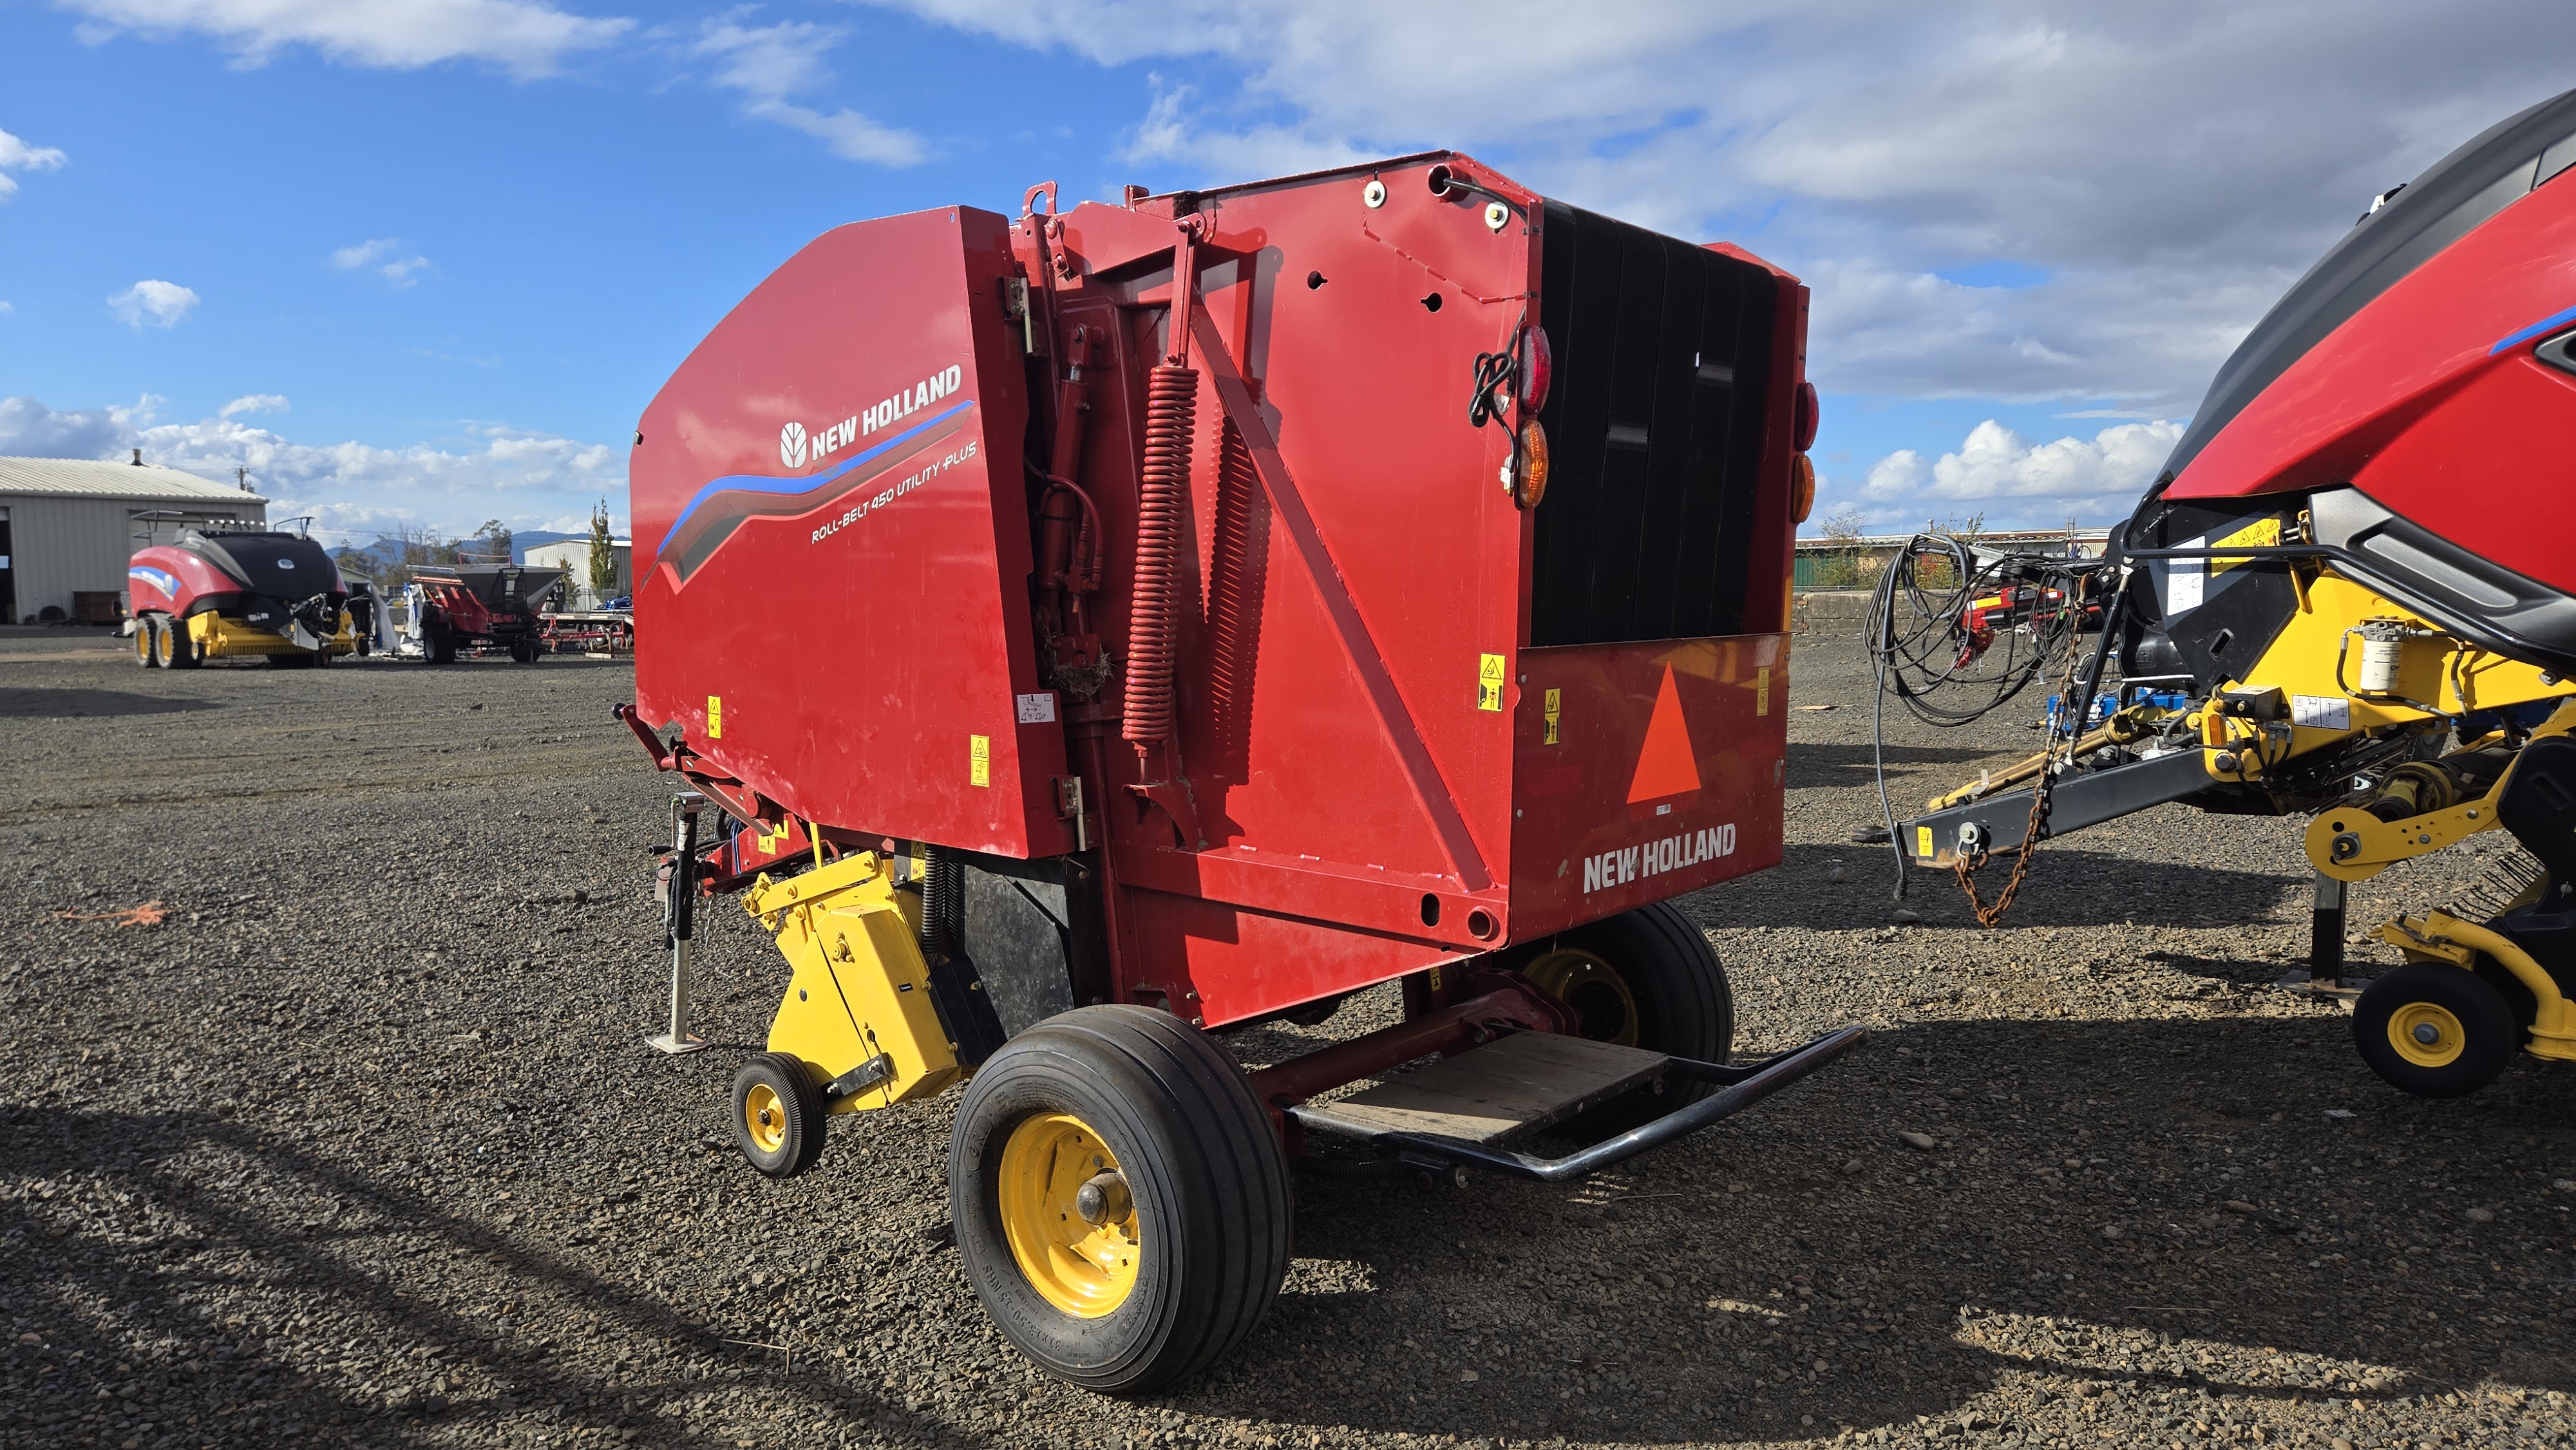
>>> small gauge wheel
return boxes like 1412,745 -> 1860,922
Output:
730,1052 -> 827,1177
2353,963 -> 2517,1098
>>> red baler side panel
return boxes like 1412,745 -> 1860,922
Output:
126,545 -> 240,616
2170,169 -> 2576,596
631,207 -> 1072,857
1032,161 -> 1537,952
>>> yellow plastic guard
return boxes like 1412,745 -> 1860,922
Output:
746,851 -> 961,1112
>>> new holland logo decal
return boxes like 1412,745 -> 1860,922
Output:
657,386 -> 976,585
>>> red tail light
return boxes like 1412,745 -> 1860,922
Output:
1519,325 -> 1552,413
1794,380 -> 1820,452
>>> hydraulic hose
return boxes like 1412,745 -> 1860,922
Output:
1124,362 -> 1197,746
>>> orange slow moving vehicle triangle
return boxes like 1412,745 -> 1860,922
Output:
1626,663 -> 1703,804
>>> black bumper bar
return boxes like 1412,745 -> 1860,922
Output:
1330,1026 -> 1868,1184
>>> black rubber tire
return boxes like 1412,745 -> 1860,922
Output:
730,1052 -> 827,1177
949,1005 -> 1289,1395
309,645 -> 333,669
135,617 -> 160,668
162,618 -> 200,670
426,629 -> 457,666
510,638 -> 541,664
2476,957 -> 2540,1048
1524,900 -> 1734,1134
2353,963 -> 2517,1098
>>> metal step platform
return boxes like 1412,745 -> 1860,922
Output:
1285,1024 -> 1869,1182
1293,1031 -> 1669,1145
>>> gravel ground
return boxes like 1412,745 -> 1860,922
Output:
4,625 -> 2573,1450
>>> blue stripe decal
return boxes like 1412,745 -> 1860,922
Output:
129,566 -> 179,596
2489,304 -> 2576,355
663,400 -> 977,541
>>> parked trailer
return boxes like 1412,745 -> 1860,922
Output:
620,155 -> 1855,1391
126,527 -> 356,668
538,608 -> 636,654
388,565 -> 561,664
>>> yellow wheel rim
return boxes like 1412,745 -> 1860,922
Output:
1526,946 -> 1640,1046
743,1082 -> 788,1154
137,627 -> 153,664
998,1112 -> 1139,1318
2389,1001 -> 2467,1068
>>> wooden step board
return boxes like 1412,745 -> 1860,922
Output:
1293,1032 -> 1669,1146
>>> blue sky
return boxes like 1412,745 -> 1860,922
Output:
3,1 -> 2570,546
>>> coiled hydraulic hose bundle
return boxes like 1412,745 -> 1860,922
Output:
1863,531 -> 2114,907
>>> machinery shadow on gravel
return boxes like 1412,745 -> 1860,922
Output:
0,1103 -> 962,1449
1181,1012 -> 2576,1447
1786,741 -> 2002,790
1689,843 -> 2303,932
0,688 -> 223,719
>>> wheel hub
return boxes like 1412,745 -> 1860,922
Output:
2388,1001 -> 2467,1068
743,1083 -> 787,1153
1524,946 -> 1640,1046
998,1113 -> 1139,1318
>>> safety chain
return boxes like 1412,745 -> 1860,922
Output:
1953,647 -> 2087,926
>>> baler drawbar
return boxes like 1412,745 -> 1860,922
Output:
621,153 -> 1855,1391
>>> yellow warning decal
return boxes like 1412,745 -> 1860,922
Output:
970,733 -> 991,787
1478,653 -> 1507,711
2211,516 -> 2280,576
1756,666 -> 1771,717
1427,965 -> 1444,992
706,695 -> 723,739
1542,687 -> 1562,746
1915,824 -> 1933,859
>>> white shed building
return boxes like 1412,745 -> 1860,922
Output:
0,453 -> 268,624
524,537 -> 631,608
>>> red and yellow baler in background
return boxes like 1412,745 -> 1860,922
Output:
126,527 -> 355,668
620,153 -> 1856,1390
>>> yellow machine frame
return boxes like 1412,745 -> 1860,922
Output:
182,608 -> 359,659
744,849 -> 962,1111
2375,910 -> 2576,1064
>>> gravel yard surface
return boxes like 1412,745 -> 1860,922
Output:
4,630 -> 2573,1450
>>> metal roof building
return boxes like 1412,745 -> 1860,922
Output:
0,452 -> 267,624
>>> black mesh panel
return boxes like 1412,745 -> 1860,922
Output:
1531,201 -> 1777,646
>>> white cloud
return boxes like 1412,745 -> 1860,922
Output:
108,279 -> 200,328
0,300 -> 14,314
330,237 -> 396,268
0,126 -> 68,199
330,237 -> 434,287
1859,418 -> 2185,523
694,19 -> 926,166
864,0 -> 2576,410
220,392 -> 288,417
0,393 -> 627,540
61,0 -> 632,78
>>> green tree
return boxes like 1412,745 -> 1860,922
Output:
462,520 -> 513,565
1810,505 -> 1871,587
586,497 -> 619,598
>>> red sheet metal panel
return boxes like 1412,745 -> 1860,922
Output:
2168,172 -> 2576,597
630,207 -> 1072,857
1508,636 -> 1787,935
